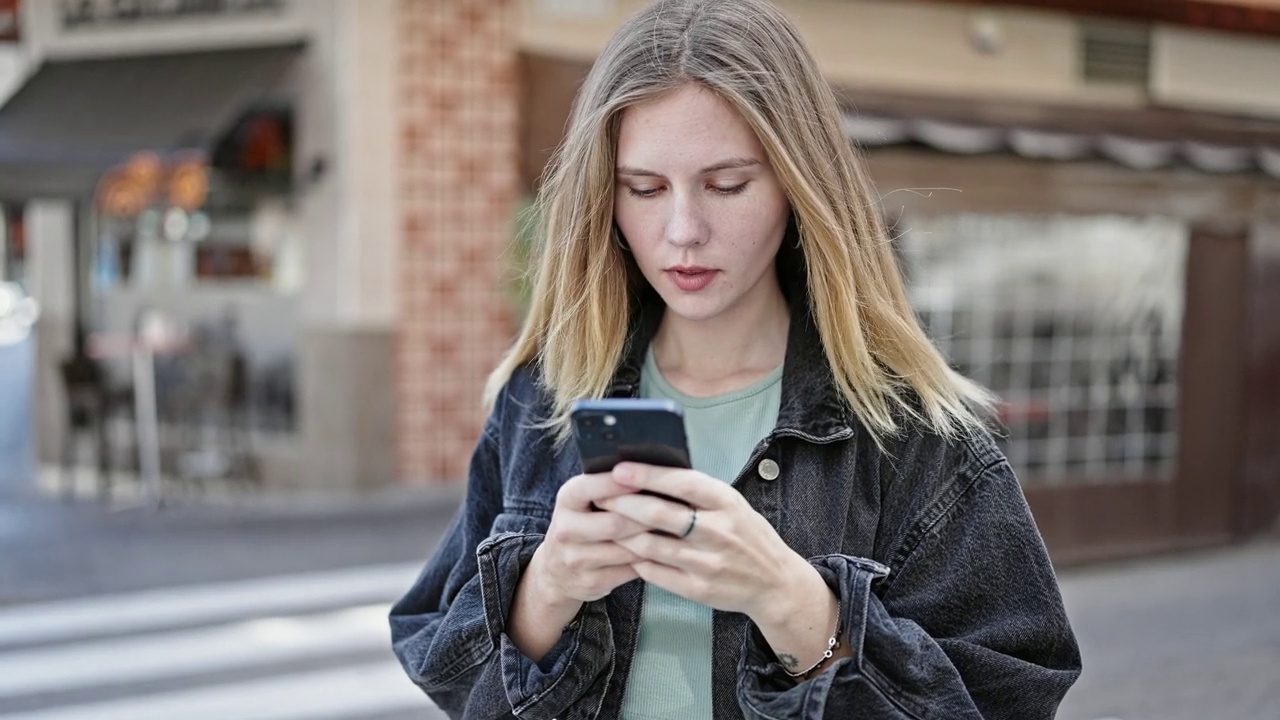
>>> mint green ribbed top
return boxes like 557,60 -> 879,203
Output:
619,346 -> 783,720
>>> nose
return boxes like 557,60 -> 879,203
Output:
664,192 -> 708,248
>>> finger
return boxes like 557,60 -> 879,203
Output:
554,509 -> 651,543
556,472 -> 642,511
615,529 -> 702,568
560,541 -> 643,571
612,463 -> 732,509
583,564 -> 641,598
598,493 -> 693,536
632,560 -> 700,601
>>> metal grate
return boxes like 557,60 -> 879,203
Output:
1080,19 -> 1152,86
899,213 -> 1186,485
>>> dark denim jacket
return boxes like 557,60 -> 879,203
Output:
389,300 -> 1082,719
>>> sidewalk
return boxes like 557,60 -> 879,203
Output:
29,461 -> 468,519
0,473 -> 465,606
1056,537 -> 1280,720
4,471 -> 1278,719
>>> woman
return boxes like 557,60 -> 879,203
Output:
390,0 -> 1081,717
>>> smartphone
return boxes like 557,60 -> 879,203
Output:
570,398 -> 691,474
571,398 -> 693,523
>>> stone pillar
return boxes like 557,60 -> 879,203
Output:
24,200 -> 76,469
287,0 -> 402,490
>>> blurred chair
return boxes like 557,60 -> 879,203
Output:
58,324 -> 131,502
164,309 -> 260,492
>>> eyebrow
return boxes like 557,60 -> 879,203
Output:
616,157 -> 761,177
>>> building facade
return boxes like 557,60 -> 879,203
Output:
515,0 -> 1280,562
2,0 -> 1276,562
2,0 -> 523,493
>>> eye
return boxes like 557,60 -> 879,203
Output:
711,182 -> 749,196
626,186 -> 663,199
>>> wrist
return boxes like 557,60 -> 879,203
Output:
523,545 -> 583,622
747,557 -> 843,679
750,554 -> 827,631
509,546 -> 584,663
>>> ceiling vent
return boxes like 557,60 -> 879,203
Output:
1079,19 -> 1152,87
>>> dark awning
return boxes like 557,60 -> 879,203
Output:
838,87 -> 1280,177
0,44 -> 302,199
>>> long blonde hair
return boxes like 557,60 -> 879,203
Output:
487,0 -> 993,443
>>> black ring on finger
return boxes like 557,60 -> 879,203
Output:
679,507 -> 697,539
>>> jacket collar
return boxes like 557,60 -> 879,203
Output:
608,295 -> 853,441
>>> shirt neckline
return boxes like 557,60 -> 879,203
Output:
643,346 -> 784,410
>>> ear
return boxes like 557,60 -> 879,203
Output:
612,222 -> 631,252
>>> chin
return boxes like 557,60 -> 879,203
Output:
657,294 -> 727,324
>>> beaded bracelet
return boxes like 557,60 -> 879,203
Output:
782,612 -> 843,679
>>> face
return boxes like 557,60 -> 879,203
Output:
614,83 -> 791,324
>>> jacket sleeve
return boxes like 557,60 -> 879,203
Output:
737,458 -> 1081,720
388,390 -> 615,720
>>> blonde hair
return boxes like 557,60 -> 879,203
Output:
486,0 -> 993,443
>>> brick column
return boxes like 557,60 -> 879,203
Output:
395,0 -> 520,483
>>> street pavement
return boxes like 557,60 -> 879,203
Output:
1056,538 -> 1280,720
1,486 -> 1277,719
0,563 -> 447,719
0,482 -> 463,604
0,487 -> 461,719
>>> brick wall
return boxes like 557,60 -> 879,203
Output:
396,0 -> 520,483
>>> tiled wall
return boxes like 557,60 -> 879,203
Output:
396,0 -> 520,483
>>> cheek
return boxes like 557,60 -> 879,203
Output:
615,204 -> 661,260
717,206 -> 786,254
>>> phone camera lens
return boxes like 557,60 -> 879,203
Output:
602,429 -> 618,442
582,416 -> 597,428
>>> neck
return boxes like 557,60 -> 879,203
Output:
650,280 -> 790,397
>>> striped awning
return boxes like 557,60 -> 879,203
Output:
844,113 -> 1280,177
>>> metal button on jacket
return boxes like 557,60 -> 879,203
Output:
757,458 -> 780,481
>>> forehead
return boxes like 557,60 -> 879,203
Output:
615,84 -> 765,168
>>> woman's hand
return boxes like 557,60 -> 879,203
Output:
599,461 -> 850,678
510,471 -> 652,662
596,462 -> 812,619
528,472 -> 653,605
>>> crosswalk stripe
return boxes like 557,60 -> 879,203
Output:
0,603 -> 390,699
0,562 -> 422,648
0,565 -> 446,719
1,661 -> 430,720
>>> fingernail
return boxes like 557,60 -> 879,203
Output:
614,464 -> 635,483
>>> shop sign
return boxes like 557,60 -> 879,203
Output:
0,0 -> 19,42
61,0 -> 286,30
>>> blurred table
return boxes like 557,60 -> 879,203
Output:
88,313 -> 191,509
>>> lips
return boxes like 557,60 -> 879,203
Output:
667,266 -> 718,292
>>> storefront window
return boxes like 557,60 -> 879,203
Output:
89,155 -> 301,447
93,194 -> 298,290
899,214 -> 1187,485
